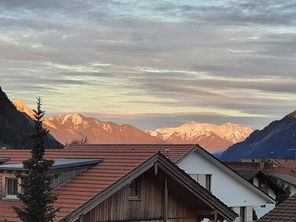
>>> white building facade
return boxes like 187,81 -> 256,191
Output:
176,148 -> 276,222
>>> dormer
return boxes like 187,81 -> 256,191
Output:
0,158 -> 102,200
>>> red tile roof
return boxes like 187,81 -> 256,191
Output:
0,144 -> 237,222
258,194 -> 296,221
0,148 -> 157,222
66,144 -> 276,203
272,159 -> 296,169
65,144 -> 197,163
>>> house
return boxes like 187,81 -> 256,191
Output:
241,158 -> 296,170
65,144 -> 276,222
0,148 -> 237,222
228,159 -> 296,197
268,173 -> 296,196
257,194 -> 296,222
225,164 -> 287,203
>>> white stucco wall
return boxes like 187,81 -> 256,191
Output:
255,204 -> 275,219
177,152 -> 275,220
290,185 -> 296,195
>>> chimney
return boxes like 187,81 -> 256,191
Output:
164,149 -> 170,158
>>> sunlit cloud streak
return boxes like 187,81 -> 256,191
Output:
0,0 -> 296,129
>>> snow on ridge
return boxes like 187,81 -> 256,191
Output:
149,122 -> 253,143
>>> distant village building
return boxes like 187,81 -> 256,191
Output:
269,174 -> 296,195
65,144 -> 276,222
226,163 -> 287,203
0,148 -> 236,222
231,159 -> 296,196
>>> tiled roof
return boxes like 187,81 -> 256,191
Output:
65,144 -> 197,163
225,162 -> 261,170
232,169 -> 260,180
270,174 -> 296,186
67,144 -> 277,202
66,144 -> 276,205
258,194 -> 296,221
0,148 -> 157,222
272,159 -> 296,168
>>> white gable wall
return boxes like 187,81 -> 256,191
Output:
177,152 -> 275,219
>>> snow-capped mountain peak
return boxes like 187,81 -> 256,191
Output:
13,100 -> 162,145
60,113 -> 85,125
13,100 -> 252,152
148,122 -> 253,152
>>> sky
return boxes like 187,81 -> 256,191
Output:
1,0 -> 296,130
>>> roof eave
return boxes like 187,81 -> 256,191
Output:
0,159 -> 103,173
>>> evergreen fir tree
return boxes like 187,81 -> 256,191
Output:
14,97 -> 59,222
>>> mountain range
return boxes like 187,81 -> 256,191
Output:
8,89 -> 296,157
0,88 -> 62,149
14,100 -> 253,152
14,100 -> 162,145
45,114 -> 162,145
221,110 -> 296,161
148,122 -> 253,152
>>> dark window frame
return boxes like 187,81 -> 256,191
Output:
205,174 -> 212,192
5,177 -> 18,198
128,179 -> 141,201
240,207 -> 246,222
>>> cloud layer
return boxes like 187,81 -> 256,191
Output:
0,0 -> 296,129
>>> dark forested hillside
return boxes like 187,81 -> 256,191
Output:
221,110 -> 296,161
0,87 -> 62,149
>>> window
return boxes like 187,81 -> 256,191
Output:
240,207 -> 246,222
5,178 -> 18,198
128,179 -> 140,200
205,174 -> 211,191
190,174 -> 212,192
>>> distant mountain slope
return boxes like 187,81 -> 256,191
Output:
14,99 -> 35,119
14,100 -> 253,152
221,111 -> 296,161
148,122 -> 253,152
0,87 -> 62,149
44,114 -> 162,145
14,101 -> 162,145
